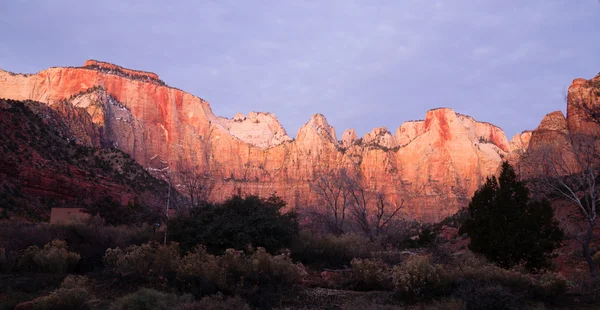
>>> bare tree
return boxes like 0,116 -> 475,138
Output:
309,168 -> 351,235
521,133 -> 600,277
344,171 -> 406,240
176,159 -> 216,208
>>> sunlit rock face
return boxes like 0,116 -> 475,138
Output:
0,60 -> 547,222
566,75 -> 600,134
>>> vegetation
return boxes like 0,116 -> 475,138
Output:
460,161 -> 563,271
169,194 -> 299,253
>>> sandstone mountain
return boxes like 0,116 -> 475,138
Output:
0,60 -> 596,222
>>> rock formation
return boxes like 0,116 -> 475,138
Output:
340,129 -> 358,149
3,61 -> 594,222
214,112 -> 292,149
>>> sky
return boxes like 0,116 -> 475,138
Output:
1,1 -> 599,139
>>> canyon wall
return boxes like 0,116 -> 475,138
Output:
1,61 -> 596,221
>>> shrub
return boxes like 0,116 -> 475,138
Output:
392,255 -> 443,300
536,272 -> 568,297
109,288 -> 192,310
33,240 -> 80,274
14,276 -> 94,310
6,240 -> 80,274
291,230 -> 379,268
176,246 -> 305,296
350,258 -> 391,291
0,220 -> 154,272
170,194 -> 299,253
177,295 -> 251,310
104,241 -> 180,280
452,263 -> 534,291
59,275 -> 93,292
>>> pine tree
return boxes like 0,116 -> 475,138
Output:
459,162 -> 563,271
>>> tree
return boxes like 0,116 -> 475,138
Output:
176,160 -> 216,209
309,168 -> 351,235
344,171 -> 405,240
84,196 -> 162,226
169,194 -> 299,253
521,133 -> 600,276
459,162 -> 563,271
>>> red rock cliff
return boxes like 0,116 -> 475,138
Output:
0,61 -> 517,222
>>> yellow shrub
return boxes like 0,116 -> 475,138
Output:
350,258 -> 391,290
392,255 -> 443,299
104,241 -> 180,279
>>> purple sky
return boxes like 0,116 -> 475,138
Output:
1,1 -> 599,139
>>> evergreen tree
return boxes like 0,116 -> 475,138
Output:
459,162 -> 563,271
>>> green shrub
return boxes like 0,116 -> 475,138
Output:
109,288 -> 192,310
176,295 -> 251,310
291,230 -> 379,268
170,194 -> 298,253
392,255 -> 444,300
350,258 -> 391,291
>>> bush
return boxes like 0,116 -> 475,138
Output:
33,240 -> 81,274
350,258 -> 391,291
0,220 -> 154,272
176,246 -> 222,296
170,194 -> 299,253
176,246 -> 305,295
14,276 -> 94,310
291,230 -> 379,268
104,241 -> 180,280
109,288 -> 192,310
5,240 -> 80,274
392,255 -> 444,300
177,295 -> 251,310
536,272 -> 568,297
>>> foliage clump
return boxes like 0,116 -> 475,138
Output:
291,230 -> 378,268
170,194 -> 298,253
109,288 -> 192,310
392,255 -> 444,300
2,240 -> 80,274
350,258 -> 391,290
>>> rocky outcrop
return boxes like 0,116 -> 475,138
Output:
395,121 -> 425,146
566,75 -> 600,134
83,59 -> 161,81
0,61 -> 520,222
214,112 -> 292,149
340,129 -> 358,149
537,111 -> 568,132
363,127 -> 397,149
